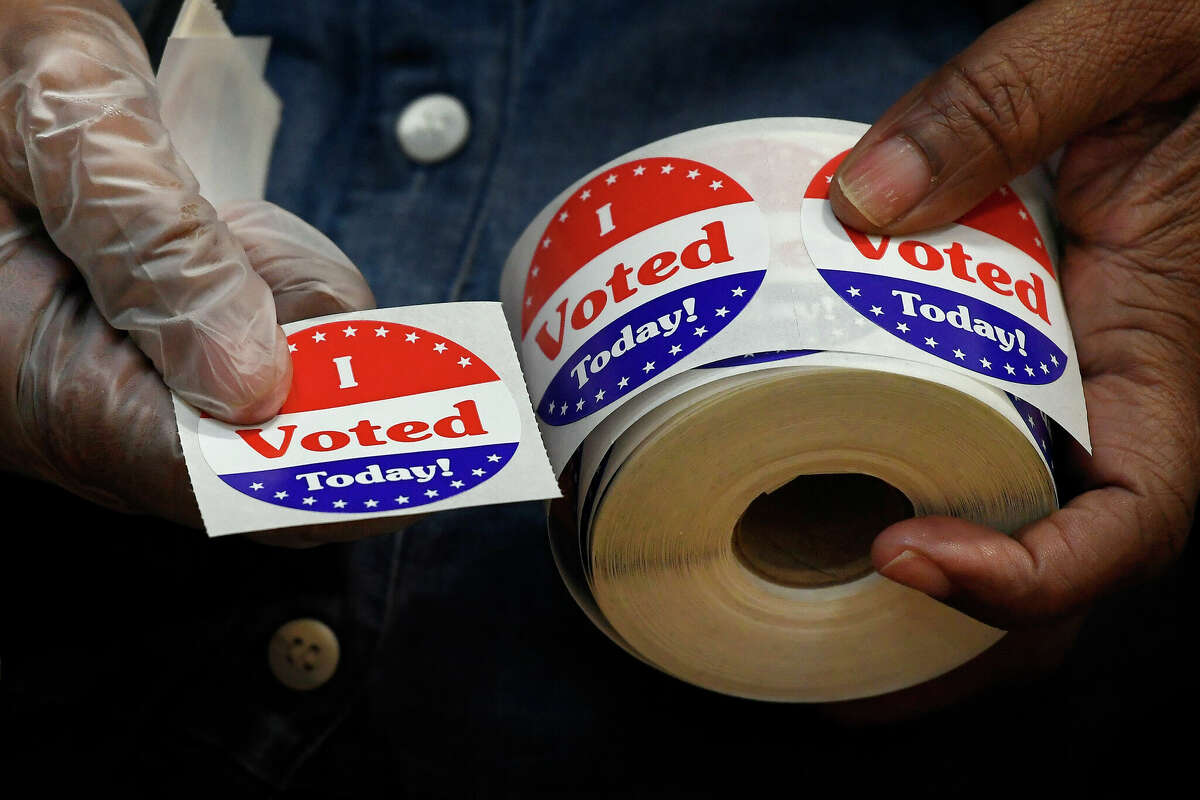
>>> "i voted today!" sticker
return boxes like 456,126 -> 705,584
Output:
174,303 -> 559,537
518,156 -> 769,426
801,150 -> 1072,389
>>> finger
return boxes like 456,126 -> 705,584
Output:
0,201 -> 373,529
0,1 -> 290,423
829,0 -> 1200,233
219,200 -> 376,324
872,484 -> 1193,628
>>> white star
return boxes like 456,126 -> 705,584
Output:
693,325 -> 708,336
709,180 -> 723,190
542,237 -> 551,248
425,489 -> 439,498
1050,354 -> 1059,366
617,376 -> 629,389
896,322 -> 909,333
531,265 -> 539,277
1040,362 -> 1049,373
288,343 -> 298,353
457,356 -> 472,368
669,344 -> 682,355
594,389 -> 606,401
714,306 -> 730,317
303,497 -> 316,505
333,499 -> 347,509
952,348 -> 966,360
642,361 -> 655,373
342,326 -> 357,337
847,286 -> 861,297
633,165 -> 646,176
559,404 -> 567,415
433,342 -> 447,353
547,401 -> 556,414
980,358 -> 993,369
1004,363 -> 1016,375
1034,237 -> 1042,248
575,398 -> 585,411
405,331 -> 419,342
1025,365 -> 1035,376
375,326 -> 389,337
558,211 -> 569,222
580,189 -> 591,200
924,337 -> 937,348
1018,209 -> 1028,220
250,482 -> 264,491
471,468 -> 485,477
274,491 -> 287,499
364,499 -> 378,508
312,331 -> 326,342
869,305 -> 884,316
1028,415 -> 1037,427
686,169 -> 700,179
999,186 -> 1009,196
731,286 -> 746,297
450,480 -> 464,489
525,297 -> 532,307
605,173 -> 617,185
395,496 -> 409,504
487,454 -> 501,462
661,164 -> 674,174
825,174 -> 833,183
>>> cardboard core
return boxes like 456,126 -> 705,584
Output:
733,473 -> 914,588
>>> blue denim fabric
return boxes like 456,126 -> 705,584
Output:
11,1 -> 1110,795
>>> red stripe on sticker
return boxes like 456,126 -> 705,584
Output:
279,320 -> 500,414
520,157 -> 753,336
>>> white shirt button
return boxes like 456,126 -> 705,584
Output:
268,618 -> 340,691
395,93 -> 470,164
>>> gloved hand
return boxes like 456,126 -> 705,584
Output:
1,0 -> 306,423
826,0 -> 1200,718
0,1 -> 386,543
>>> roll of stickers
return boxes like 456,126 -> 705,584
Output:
501,118 -> 1088,701
163,29 -> 1088,704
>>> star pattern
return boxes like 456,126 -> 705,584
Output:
235,435 -> 516,513
227,437 -> 518,514
818,269 -> 1068,386
539,274 -> 764,426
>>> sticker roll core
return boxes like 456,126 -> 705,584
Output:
583,364 -> 1054,701
504,118 -> 1086,702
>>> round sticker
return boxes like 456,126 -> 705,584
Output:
197,319 -> 521,513
520,156 -> 769,425
801,151 -> 1068,386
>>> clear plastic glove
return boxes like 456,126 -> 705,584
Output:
0,0 -> 304,422
0,198 -> 374,527
0,2 -> 389,544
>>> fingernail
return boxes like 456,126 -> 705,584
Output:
879,549 -> 953,598
837,137 -> 932,227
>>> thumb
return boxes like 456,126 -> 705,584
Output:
829,0 -> 1200,233
871,485 -> 1189,628
2,2 -> 289,423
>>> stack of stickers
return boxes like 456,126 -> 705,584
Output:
173,116 -> 1087,701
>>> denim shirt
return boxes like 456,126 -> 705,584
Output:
5,1 -> 1000,794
